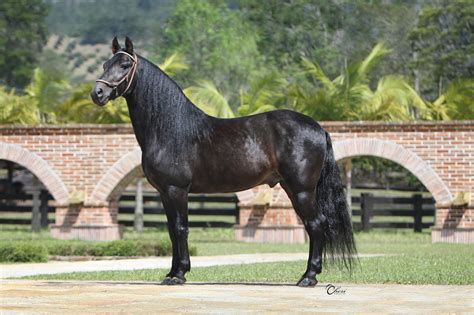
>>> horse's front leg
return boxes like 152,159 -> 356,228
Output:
160,185 -> 190,285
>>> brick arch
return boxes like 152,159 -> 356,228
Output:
333,138 -> 453,205
89,147 -> 257,205
0,142 -> 69,205
88,148 -> 143,204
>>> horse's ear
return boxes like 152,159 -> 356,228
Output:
125,36 -> 134,54
112,37 -> 121,54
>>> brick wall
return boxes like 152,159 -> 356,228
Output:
1,121 -> 472,242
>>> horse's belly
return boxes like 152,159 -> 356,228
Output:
189,161 -> 280,193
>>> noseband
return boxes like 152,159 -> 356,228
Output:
96,51 -> 138,97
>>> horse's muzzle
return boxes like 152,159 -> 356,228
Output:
90,83 -> 111,106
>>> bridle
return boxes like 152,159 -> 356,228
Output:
96,51 -> 138,97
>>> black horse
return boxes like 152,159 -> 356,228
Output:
91,37 -> 356,287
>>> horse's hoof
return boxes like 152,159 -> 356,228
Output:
161,277 -> 173,285
296,277 -> 318,287
166,276 -> 186,285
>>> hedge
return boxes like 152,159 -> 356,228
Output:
0,242 -> 48,263
46,239 -> 174,257
0,239 -> 197,263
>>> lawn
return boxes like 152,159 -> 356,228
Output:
23,253 -> 474,285
3,225 -> 473,285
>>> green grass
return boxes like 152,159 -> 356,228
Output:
23,252 -> 473,285
4,225 -> 473,284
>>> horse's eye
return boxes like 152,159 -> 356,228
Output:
121,64 -> 129,70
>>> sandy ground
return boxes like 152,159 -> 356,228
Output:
1,280 -> 473,313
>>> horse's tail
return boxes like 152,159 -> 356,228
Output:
316,131 -> 357,270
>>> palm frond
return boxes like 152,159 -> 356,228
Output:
184,81 -> 235,118
238,73 -> 286,116
24,68 -> 71,123
159,53 -> 189,77
58,83 -> 130,123
358,43 -> 391,78
0,86 -> 40,124
300,57 -> 334,90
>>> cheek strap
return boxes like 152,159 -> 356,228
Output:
95,51 -> 138,97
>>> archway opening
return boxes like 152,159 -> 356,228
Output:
0,160 -> 56,232
116,176 -> 239,234
96,161 -> 240,236
338,156 -> 436,232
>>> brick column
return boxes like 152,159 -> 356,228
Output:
431,203 -> 474,244
235,185 -> 307,244
50,201 -> 123,241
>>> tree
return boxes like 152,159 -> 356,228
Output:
0,86 -> 39,124
0,0 -> 49,88
45,0 -> 175,45
157,53 -> 188,77
409,0 -> 474,100
331,1 -> 422,77
157,0 -> 262,105
238,0 -> 343,77
55,53 -> 188,124
425,79 -> 474,120
25,68 -> 71,123
237,72 -> 286,116
184,81 -> 235,118
293,43 -> 428,121
183,71 -> 288,118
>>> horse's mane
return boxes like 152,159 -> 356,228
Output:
127,55 -> 213,154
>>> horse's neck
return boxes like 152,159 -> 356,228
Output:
125,58 -> 211,151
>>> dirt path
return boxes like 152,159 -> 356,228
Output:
1,280 -> 472,313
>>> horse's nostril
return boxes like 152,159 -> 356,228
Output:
97,87 -> 103,96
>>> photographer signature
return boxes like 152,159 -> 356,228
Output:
326,284 -> 347,295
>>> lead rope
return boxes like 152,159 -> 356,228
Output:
96,51 -> 138,97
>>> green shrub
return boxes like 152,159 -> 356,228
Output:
0,238 -> 192,262
89,240 -> 174,257
65,40 -> 77,53
54,35 -> 64,49
87,64 -> 96,73
0,242 -> 48,263
47,239 -> 176,257
47,242 -> 90,256
73,56 -> 85,68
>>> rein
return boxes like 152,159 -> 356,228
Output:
96,51 -> 138,97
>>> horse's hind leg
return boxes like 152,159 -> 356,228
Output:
281,183 -> 326,287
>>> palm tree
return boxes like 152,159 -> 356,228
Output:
425,79 -> 473,120
237,73 -> 286,116
56,53 -> 190,124
159,53 -> 188,77
0,86 -> 39,124
25,68 -> 71,123
57,84 -> 130,124
296,43 -> 428,121
183,71 -> 288,118
183,81 -> 235,118
347,75 -> 426,121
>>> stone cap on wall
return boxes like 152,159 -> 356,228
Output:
1,120 -> 472,135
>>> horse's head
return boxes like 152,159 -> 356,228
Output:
91,37 -> 138,106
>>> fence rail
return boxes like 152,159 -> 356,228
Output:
354,193 -> 435,232
118,191 -> 239,228
0,190 -> 436,232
